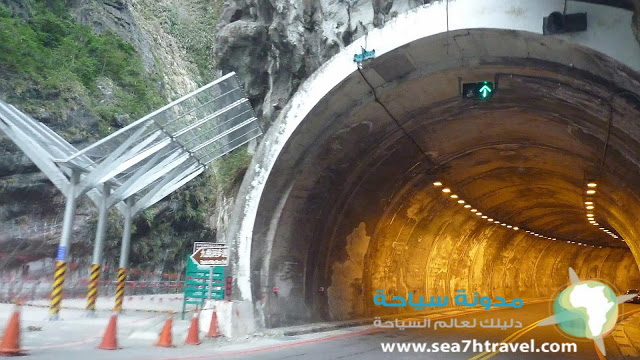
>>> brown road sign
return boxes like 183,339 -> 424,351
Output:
190,245 -> 229,267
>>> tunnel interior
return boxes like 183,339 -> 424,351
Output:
250,29 -> 640,328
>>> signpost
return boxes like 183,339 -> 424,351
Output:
181,244 -> 229,319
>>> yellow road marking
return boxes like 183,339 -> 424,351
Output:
470,308 -> 640,360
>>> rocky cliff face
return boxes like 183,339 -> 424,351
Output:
215,0 -> 429,125
0,0 -> 209,272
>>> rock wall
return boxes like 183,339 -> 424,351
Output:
214,0 -> 430,125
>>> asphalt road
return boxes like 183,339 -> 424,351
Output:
12,302 -> 640,360
219,302 -> 640,360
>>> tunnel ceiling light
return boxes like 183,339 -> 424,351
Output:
587,214 -> 594,217
599,227 -> 605,230
433,180 -> 574,246
585,201 -> 593,205
585,205 -> 594,210
586,190 -> 596,195
587,182 -> 597,188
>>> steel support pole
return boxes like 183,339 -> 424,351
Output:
207,267 -> 213,300
49,171 -> 79,320
86,184 -> 110,314
114,198 -> 133,312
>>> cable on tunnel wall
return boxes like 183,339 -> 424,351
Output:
356,68 -> 437,170
600,91 -> 640,178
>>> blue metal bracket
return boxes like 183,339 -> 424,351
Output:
354,47 -> 376,64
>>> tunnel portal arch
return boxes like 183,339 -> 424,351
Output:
226,0 -> 640,329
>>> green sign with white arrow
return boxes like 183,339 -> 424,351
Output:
462,81 -> 494,100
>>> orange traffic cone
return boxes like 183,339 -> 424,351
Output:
184,313 -> 200,345
0,307 -> 25,356
206,311 -> 220,338
155,316 -> 174,347
98,314 -> 118,350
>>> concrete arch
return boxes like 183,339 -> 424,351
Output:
226,0 -> 640,329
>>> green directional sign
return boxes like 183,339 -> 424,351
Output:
462,81 -> 494,100
181,254 -> 225,319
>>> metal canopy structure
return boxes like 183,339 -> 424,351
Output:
0,72 -> 261,317
59,72 -> 261,214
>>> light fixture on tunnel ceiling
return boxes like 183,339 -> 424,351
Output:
431,181 -> 604,247
582,181 -> 624,243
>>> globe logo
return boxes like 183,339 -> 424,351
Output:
552,280 -> 617,338
538,268 -> 636,356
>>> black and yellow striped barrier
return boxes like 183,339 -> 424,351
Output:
49,260 -> 66,319
113,268 -> 126,312
86,264 -> 100,311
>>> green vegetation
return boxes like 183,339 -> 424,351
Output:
135,0 -> 224,81
215,146 -> 252,193
0,0 -> 163,138
0,0 -> 254,272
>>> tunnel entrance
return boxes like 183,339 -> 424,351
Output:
240,27 -> 640,328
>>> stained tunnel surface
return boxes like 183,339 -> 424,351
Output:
247,29 -> 640,328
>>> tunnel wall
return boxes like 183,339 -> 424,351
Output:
327,187 -> 640,320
